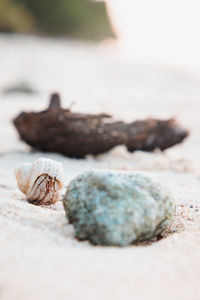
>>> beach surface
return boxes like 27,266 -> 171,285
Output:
0,35 -> 200,300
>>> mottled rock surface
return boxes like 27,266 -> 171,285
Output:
63,170 -> 175,246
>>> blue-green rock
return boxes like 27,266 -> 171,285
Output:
63,170 -> 175,246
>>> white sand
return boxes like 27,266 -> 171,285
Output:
0,35 -> 200,300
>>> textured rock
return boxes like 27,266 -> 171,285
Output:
63,170 -> 175,246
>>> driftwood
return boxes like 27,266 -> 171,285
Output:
13,93 -> 189,158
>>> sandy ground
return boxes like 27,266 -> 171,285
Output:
0,35 -> 200,300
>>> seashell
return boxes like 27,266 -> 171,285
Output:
14,158 -> 64,205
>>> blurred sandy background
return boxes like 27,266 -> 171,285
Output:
1,1 -> 200,300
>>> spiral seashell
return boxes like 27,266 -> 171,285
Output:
14,158 -> 64,205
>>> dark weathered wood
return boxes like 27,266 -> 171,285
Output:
13,93 -> 189,158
